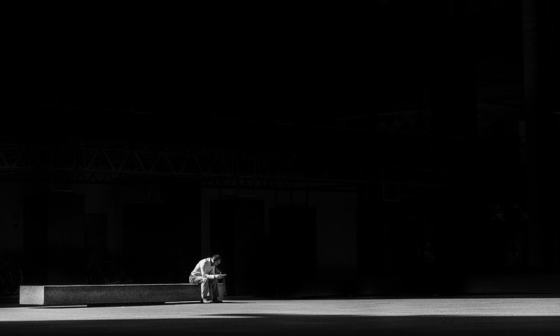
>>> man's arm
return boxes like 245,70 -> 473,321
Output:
199,259 -> 209,278
200,259 -> 220,280
200,260 -> 226,280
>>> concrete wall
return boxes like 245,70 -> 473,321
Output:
75,184 -> 120,256
0,182 -> 25,259
2,180 -> 356,289
3,181 -> 357,278
1,181 -> 133,284
0,182 -> 123,255
201,187 -> 358,283
312,191 -> 357,279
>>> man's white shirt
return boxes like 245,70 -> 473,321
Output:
191,258 -> 218,279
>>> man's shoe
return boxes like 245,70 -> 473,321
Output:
203,299 -> 213,304
212,299 -> 223,303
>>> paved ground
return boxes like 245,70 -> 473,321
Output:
1,297 -> 560,335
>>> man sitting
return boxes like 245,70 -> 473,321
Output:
189,255 -> 226,303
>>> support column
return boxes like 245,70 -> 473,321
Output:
522,0 -> 559,271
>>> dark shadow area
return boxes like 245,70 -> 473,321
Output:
167,302 -> 251,305
84,301 -> 253,308
2,314 -> 560,336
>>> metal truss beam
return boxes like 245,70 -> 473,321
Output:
0,145 -> 468,189
0,145 -> 379,185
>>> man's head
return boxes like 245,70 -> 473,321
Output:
212,254 -> 221,266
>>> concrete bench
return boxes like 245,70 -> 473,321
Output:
19,283 -> 208,306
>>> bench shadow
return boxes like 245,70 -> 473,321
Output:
164,301 -> 252,306
25,301 -> 252,309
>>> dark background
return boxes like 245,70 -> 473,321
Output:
1,0 -> 559,297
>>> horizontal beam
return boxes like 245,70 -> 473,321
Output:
0,145 -> 469,189
0,145 -> 381,184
